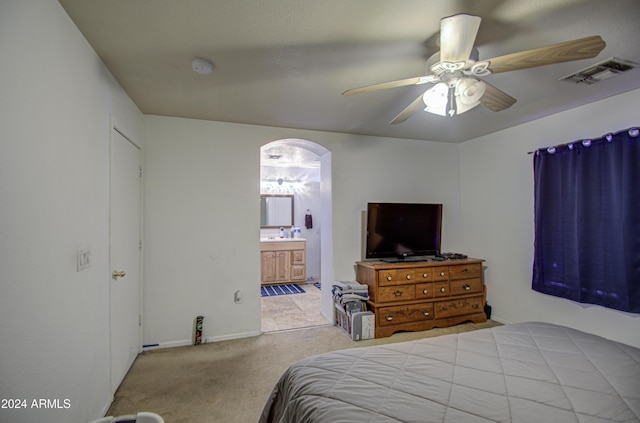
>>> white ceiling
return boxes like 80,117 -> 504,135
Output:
58,0 -> 640,143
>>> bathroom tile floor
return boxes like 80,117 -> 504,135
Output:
261,283 -> 332,332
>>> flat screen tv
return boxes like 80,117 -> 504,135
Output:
365,202 -> 442,262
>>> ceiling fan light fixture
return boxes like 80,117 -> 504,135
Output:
454,78 -> 485,114
422,82 -> 450,116
456,78 -> 486,105
422,78 -> 485,117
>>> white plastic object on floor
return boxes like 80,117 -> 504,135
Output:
90,412 -> 163,423
113,416 -> 136,422
134,412 -> 164,423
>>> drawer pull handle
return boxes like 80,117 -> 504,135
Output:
463,284 -> 471,290
462,268 -> 469,272
405,274 -> 411,280
472,304 -> 479,309
387,275 -> 392,281
422,273 -> 428,278
422,289 -> 428,294
440,271 -> 445,277
385,314 -> 394,321
440,287 -> 446,293
422,310 -> 430,316
393,290 -> 403,297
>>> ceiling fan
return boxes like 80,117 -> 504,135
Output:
342,14 -> 605,123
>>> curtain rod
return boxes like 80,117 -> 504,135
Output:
526,126 -> 639,155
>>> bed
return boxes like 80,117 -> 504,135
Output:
259,322 -> 640,422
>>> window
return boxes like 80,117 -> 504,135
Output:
532,128 -> 640,313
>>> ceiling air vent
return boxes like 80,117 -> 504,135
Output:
560,57 -> 638,85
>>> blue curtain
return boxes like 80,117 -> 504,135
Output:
532,128 -> 640,313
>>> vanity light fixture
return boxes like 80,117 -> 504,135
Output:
260,178 -> 304,195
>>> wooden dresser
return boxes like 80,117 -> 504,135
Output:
356,259 -> 487,338
260,239 -> 306,284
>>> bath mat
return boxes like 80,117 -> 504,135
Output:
261,284 -> 305,297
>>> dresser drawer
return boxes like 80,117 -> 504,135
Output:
434,281 -> 450,298
378,303 -> 434,326
378,269 -> 416,286
416,283 -> 435,299
433,266 -> 449,281
377,267 -> 434,286
434,296 -> 484,319
449,278 -> 482,296
412,268 -> 433,282
378,285 -> 415,303
449,263 -> 482,280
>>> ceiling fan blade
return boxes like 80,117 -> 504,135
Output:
439,14 -> 482,63
479,81 -> 516,112
342,75 -> 437,96
390,93 -> 425,124
486,35 -> 606,74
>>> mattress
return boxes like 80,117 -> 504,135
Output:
259,322 -> 640,422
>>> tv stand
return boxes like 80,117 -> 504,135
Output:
356,258 -> 487,338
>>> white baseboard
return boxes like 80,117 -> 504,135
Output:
142,339 -> 191,350
99,395 -> 114,419
321,310 -> 335,325
143,330 -> 263,351
145,316 -> 507,352
205,330 -> 262,343
491,315 -> 513,325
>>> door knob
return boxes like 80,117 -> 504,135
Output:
112,270 -> 126,279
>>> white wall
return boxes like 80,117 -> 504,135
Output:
296,181 -> 322,280
460,88 -> 640,348
143,116 -> 462,345
4,7 -> 637,423
0,2 -> 143,422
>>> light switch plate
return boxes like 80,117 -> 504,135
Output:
77,249 -> 91,271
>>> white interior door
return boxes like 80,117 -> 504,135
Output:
109,127 -> 141,395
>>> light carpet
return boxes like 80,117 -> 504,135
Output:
107,320 -> 501,422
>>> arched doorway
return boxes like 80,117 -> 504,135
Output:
259,139 -> 334,331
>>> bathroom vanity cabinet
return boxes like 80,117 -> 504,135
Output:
260,239 -> 306,284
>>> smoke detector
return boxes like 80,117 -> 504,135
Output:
560,57 -> 638,85
192,58 -> 214,75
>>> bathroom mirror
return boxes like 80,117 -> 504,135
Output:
260,195 -> 294,228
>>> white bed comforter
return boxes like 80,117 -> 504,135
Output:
260,322 -> 640,422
